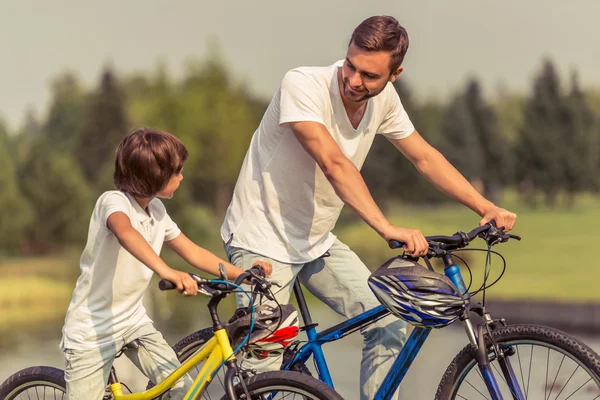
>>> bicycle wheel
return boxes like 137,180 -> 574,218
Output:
220,370 -> 343,400
435,324 -> 600,399
0,366 -> 66,400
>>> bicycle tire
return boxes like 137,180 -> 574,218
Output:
0,366 -> 66,400
219,370 -> 343,400
435,324 -> 600,399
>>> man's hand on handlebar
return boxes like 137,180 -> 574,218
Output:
383,225 -> 429,257
251,260 -> 272,277
479,206 -> 517,232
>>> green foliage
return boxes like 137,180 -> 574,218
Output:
516,60 -> 599,207
44,72 -> 86,153
362,80 -> 447,205
76,67 -> 127,190
0,125 -> 32,251
19,138 -> 92,251
436,78 -> 509,203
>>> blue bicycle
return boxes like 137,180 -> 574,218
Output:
171,223 -> 600,399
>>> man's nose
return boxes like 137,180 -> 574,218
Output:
349,71 -> 362,88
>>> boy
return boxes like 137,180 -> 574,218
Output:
61,127 -> 271,399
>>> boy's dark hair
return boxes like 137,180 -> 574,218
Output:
114,128 -> 188,198
350,16 -> 409,72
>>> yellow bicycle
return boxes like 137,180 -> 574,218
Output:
0,267 -> 343,400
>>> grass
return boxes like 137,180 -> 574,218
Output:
336,192 -> 600,302
2,192 -> 600,338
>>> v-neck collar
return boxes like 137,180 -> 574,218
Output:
332,63 -> 372,132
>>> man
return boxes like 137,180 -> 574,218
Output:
221,15 -> 517,399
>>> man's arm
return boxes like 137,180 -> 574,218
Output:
389,130 -> 517,230
289,121 -> 429,255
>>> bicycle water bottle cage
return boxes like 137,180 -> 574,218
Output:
368,257 -> 466,328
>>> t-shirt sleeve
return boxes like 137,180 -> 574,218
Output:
163,211 -> 181,241
378,87 -> 416,140
99,192 -> 132,229
279,70 -> 327,126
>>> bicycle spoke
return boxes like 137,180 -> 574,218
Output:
491,359 -> 523,399
464,379 -> 491,399
515,346 -> 527,399
547,354 -> 565,400
563,377 -> 592,400
527,344 -> 534,398
545,347 -> 550,400
491,362 -> 509,386
553,364 -> 580,400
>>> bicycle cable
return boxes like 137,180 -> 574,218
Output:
208,280 -> 255,374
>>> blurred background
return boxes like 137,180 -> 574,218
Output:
1,0 -> 600,398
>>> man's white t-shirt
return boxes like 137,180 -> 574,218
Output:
221,60 -> 415,264
61,191 -> 181,350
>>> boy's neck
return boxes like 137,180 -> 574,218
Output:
133,196 -> 152,216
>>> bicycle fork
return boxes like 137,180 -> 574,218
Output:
444,254 -> 524,400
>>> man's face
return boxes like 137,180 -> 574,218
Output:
341,42 -> 402,103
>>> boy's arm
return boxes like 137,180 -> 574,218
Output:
107,212 -> 199,295
165,233 -> 271,278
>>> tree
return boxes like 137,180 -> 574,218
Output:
0,123 -> 32,252
20,138 -> 91,251
562,72 -> 598,204
435,78 -> 508,203
77,67 -> 127,192
362,80 -> 446,206
177,48 -> 261,215
516,60 -> 567,207
44,72 -> 86,153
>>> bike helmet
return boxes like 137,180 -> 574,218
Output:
368,257 -> 466,328
226,303 -> 299,358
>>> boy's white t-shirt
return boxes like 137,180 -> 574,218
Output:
221,60 -> 415,263
61,191 -> 181,350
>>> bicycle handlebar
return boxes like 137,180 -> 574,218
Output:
158,266 -> 272,297
388,222 -> 521,258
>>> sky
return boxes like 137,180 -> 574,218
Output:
1,0 -> 599,131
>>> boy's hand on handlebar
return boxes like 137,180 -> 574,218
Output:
251,260 -> 272,277
160,268 -> 199,296
384,226 -> 428,257
479,206 -> 517,232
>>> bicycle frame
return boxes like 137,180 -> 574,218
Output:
109,328 -> 234,400
284,254 -> 525,400
108,288 -> 242,400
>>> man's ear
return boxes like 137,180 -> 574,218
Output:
390,66 -> 403,83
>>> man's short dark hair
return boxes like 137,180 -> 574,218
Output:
350,16 -> 410,72
114,127 -> 188,198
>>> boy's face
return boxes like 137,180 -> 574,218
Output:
157,170 -> 184,199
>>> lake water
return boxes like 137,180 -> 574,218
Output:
2,305 -> 600,399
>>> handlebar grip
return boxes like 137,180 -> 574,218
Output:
388,240 -> 405,249
158,280 -> 177,291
